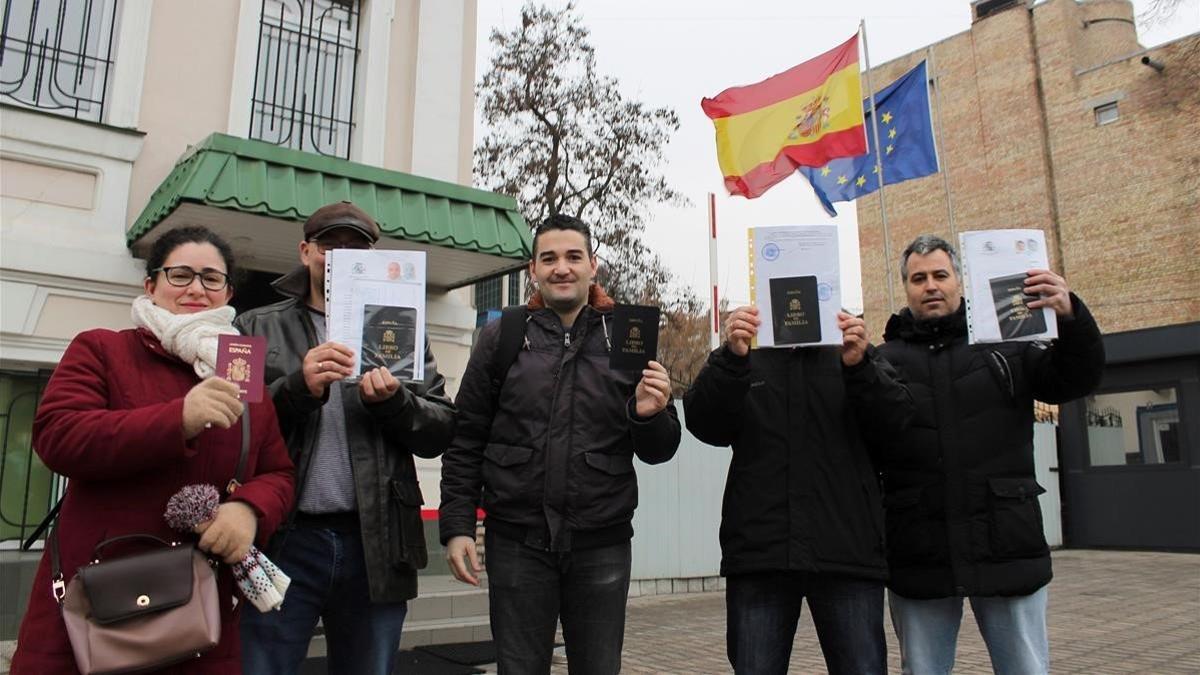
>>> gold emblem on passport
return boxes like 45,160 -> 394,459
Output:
226,358 -> 250,383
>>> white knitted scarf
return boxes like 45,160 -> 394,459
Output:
131,295 -> 238,379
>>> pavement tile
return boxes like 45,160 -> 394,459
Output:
544,550 -> 1200,674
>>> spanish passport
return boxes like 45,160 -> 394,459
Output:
610,304 -> 660,371
216,334 -> 266,402
769,275 -> 821,345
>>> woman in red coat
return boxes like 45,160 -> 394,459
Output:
11,227 -> 295,674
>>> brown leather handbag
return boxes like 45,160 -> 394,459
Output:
53,533 -> 221,674
28,411 -> 252,674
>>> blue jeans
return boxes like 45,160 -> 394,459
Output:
726,571 -> 886,675
485,529 -> 632,675
888,586 -> 1049,675
240,524 -> 408,675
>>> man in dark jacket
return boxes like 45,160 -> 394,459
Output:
236,201 -> 456,675
684,302 -> 913,675
439,214 -> 681,674
877,234 -> 1104,675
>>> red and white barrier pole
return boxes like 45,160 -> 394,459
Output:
708,192 -> 720,350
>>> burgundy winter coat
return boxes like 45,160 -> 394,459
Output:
11,328 -> 295,675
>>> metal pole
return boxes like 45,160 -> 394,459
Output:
927,46 -> 957,242
860,20 -> 895,312
708,192 -> 720,350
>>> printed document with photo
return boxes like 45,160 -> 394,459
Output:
748,225 -> 842,348
959,229 -> 1057,344
325,249 -> 427,381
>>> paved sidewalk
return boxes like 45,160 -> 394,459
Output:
540,550 -> 1200,674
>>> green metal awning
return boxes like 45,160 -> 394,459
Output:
128,133 -> 531,289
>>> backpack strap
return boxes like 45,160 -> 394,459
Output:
488,306 -> 528,397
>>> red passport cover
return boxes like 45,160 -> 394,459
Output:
216,334 -> 266,402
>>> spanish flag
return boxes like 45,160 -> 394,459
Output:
702,34 -> 866,199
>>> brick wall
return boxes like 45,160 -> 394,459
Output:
855,0 -> 1199,340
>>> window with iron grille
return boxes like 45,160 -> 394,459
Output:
0,371 -> 57,544
475,277 -> 502,312
507,270 -> 524,306
0,0 -> 120,123
249,0 -> 360,159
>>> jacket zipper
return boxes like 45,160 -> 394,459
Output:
543,315 -> 583,550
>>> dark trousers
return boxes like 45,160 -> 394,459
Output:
485,529 -> 632,675
241,524 -> 408,675
726,570 -> 886,675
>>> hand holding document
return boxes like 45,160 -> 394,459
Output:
959,229 -> 1058,344
325,250 -> 427,381
748,225 -> 842,348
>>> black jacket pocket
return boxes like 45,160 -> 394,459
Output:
389,479 -> 427,571
482,444 -> 539,512
987,477 -> 1048,560
583,452 -> 634,476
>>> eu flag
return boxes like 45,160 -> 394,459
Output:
798,61 -> 938,216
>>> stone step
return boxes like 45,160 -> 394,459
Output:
303,614 -> 493,659
408,580 -> 490,623
303,575 -> 492,659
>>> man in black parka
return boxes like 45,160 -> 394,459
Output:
876,234 -> 1104,675
684,303 -> 913,675
439,214 -> 681,674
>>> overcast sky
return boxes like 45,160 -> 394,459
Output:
474,0 -> 1199,311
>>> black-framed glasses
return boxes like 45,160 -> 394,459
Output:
308,236 -> 374,252
151,266 -> 230,291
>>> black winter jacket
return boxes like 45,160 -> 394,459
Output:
439,287 -> 682,552
684,344 -> 914,579
234,266 -> 456,603
876,296 -> 1103,599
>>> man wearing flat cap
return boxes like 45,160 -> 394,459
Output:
237,201 -> 456,674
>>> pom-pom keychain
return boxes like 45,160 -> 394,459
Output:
165,484 -> 290,612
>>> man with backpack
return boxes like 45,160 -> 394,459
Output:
439,214 -> 682,674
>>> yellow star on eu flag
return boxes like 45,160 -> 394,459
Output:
820,166 -> 831,177
881,111 -> 893,124
886,144 -> 895,154
872,165 -> 880,174
856,176 -> 867,187
837,175 -> 848,185
888,128 -> 897,139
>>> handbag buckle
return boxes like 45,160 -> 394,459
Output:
52,574 -> 66,603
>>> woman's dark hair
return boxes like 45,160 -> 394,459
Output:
145,226 -> 237,286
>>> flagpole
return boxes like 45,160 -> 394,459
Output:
860,19 -> 895,313
927,46 -> 957,242
708,192 -> 720,350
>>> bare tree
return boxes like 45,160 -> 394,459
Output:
474,2 -> 690,306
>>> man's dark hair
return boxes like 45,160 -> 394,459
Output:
900,234 -> 960,281
145,226 -> 237,286
532,214 -> 593,258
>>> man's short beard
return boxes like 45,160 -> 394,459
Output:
544,293 -> 586,314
